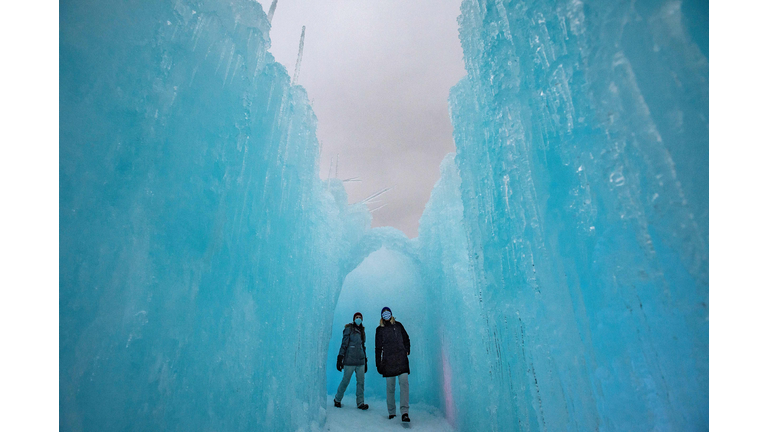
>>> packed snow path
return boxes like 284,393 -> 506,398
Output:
324,396 -> 454,431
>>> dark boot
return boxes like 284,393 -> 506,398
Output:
357,403 -> 369,410
333,399 -> 341,408
388,414 -> 396,419
402,413 -> 410,422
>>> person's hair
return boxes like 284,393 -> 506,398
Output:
345,322 -> 366,341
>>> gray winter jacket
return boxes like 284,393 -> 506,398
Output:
338,324 -> 367,366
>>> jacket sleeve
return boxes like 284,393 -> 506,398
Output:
375,327 -> 382,369
400,323 -> 410,356
338,326 -> 350,358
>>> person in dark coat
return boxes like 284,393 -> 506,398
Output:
375,306 -> 411,422
333,312 -> 369,410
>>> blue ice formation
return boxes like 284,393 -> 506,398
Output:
60,0 -> 707,431
60,0 -> 358,430
419,0 -> 709,430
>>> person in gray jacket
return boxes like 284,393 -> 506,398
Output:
333,312 -> 369,410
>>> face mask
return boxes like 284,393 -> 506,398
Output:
382,311 -> 392,320
355,318 -> 362,326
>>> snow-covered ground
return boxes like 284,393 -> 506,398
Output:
324,395 -> 454,431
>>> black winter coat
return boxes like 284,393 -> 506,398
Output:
375,319 -> 410,377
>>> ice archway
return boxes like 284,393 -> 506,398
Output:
326,245 -> 437,405
341,227 -> 422,277
312,211 -> 442,407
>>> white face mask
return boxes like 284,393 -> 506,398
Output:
354,318 -> 362,325
382,311 -> 392,320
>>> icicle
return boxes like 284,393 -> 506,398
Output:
369,203 -> 388,213
292,26 -> 305,85
267,0 -> 278,24
357,187 -> 393,204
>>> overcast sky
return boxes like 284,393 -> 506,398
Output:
266,0 -> 466,238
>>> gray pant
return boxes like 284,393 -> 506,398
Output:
386,373 -> 409,415
334,365 -> 365,407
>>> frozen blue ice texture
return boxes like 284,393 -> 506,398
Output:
60,0 -> 707,431
420,0 -> 708,430
60,1 -> 356,430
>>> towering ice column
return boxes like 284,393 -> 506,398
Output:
419,154 -> 498,429
60,1 -> 357,430
421,0 -> 709,430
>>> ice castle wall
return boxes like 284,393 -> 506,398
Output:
419,0 -> 708,430
60,1 -> 360,430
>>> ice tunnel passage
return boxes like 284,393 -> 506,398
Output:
325,231 -> 441,408
60,0 -> 708,430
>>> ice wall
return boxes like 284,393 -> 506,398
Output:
418,154 -> 494,428
419,0 -> 708,430
60,1 -> 361,430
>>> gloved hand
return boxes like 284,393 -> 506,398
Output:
336,355 -> 344,371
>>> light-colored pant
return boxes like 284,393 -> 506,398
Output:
386,373 -> 409,415
334,365 -> 365,407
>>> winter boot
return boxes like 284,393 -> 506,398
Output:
357,403 -> 369,410
333,399 -> 341,408
388,415 -> 396,419
402,413 -> 410,422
